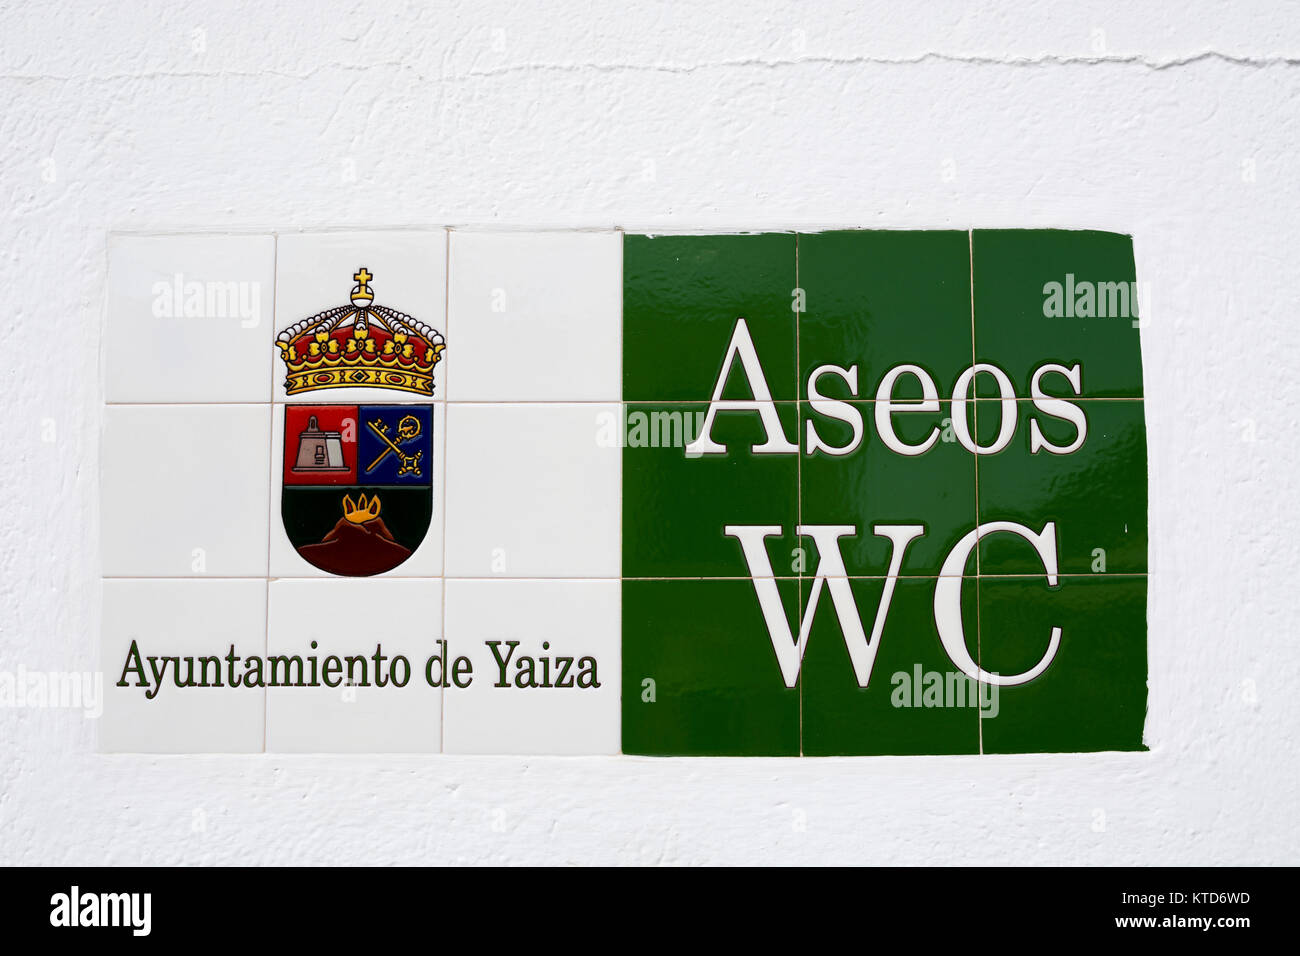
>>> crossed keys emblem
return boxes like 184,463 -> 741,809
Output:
365,415 -> 423,477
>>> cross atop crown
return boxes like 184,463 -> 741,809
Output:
350,266 -> 375,306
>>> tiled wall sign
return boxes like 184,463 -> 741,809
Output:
100,229 -> 1147,755
621,231 -> 1148,756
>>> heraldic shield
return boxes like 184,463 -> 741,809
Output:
282,404 -> 433,575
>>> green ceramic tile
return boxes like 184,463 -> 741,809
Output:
623,233 -> 797,402
801,577 -> 981,756
799,401 -> 977,577
619,230 -> 1148,759
972,230 -> 1144,398
798,230 -> 973,400
975,399 -> 1147,575
978,574 -> 1147,753
623,403 -> 800,578
622,579 -> 801,756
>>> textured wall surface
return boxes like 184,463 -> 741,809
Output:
2,0 -> 1298,865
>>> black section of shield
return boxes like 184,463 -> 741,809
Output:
283,486 -> 431,576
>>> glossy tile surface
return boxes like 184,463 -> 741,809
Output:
442,579 -> 620,754
799,230 -> 974,398
799,401 -> 977,577
622,403 -> 799,578
99,579 -> 266,753
444,403 -> 620,578
622,579 -> 801,756
978,575 -> 1148,754
623,233 -> 797,401
105,234 -> 276,403
972,229 -> 1144,398
446,230 -> 622,401
265,579 -> 443,753
800,576 -> 981,756
101,405 -> 271,576
975,399 -> 1148,575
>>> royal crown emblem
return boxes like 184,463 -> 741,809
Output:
275,267 -> 445,397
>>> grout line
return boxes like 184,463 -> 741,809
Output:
439,232 -> 451,755
617,229 -> 626,755
617,227 -> 625,417
105,400 -> 448,407
260,237 -> 279,754
442,227 -> 451,400
622,572 -> 1149,580
101,572 -> 1151,581
795,233 -> 803,756
968,227 -> 983,757
621,398 -> 1146,404
96,236 -> 111,757
102,396 -> 1146,408
624,396 -> 1145,404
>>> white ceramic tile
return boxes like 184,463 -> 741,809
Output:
445,230 -> 621,401
101,405 -> 271,576
268,402 -> 445,577
105,234 -> 276,403
273,231 -> 448,404
265,579 -> 442,752
442,579 -> 619,754
444,404 -> 620,578
99,579 -> 266,753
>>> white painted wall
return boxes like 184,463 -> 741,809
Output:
2,0 -> 1297,865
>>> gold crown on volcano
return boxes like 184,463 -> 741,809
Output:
275,267 -> 445,397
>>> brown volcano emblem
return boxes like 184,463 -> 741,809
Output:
296,493 -> 413,576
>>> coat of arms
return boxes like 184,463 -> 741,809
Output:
275,268 -> 444,575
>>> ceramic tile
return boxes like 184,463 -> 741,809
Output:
971,229 -> 1144,398
268,402 -> 445,577
443,403 -> 620,578
273,231 -> 447,404
622,402 -> 800,578
622,579 -> 800,756
797,230 -> 974,400
265,578 -> 442,752
977,574 -> 1148,753
101,405 -> 271,577
623,233 -> 797,402
99,579 -> 266,752
445,230 -> 622,401
800,576 -> 981,756
105,234 -> 276,404
442,579 -> 619,754
621,580 -> 800,759
974,399 -> 1147,575
799,401 -> 977,577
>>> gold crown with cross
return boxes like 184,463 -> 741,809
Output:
275,267 -> 445,396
